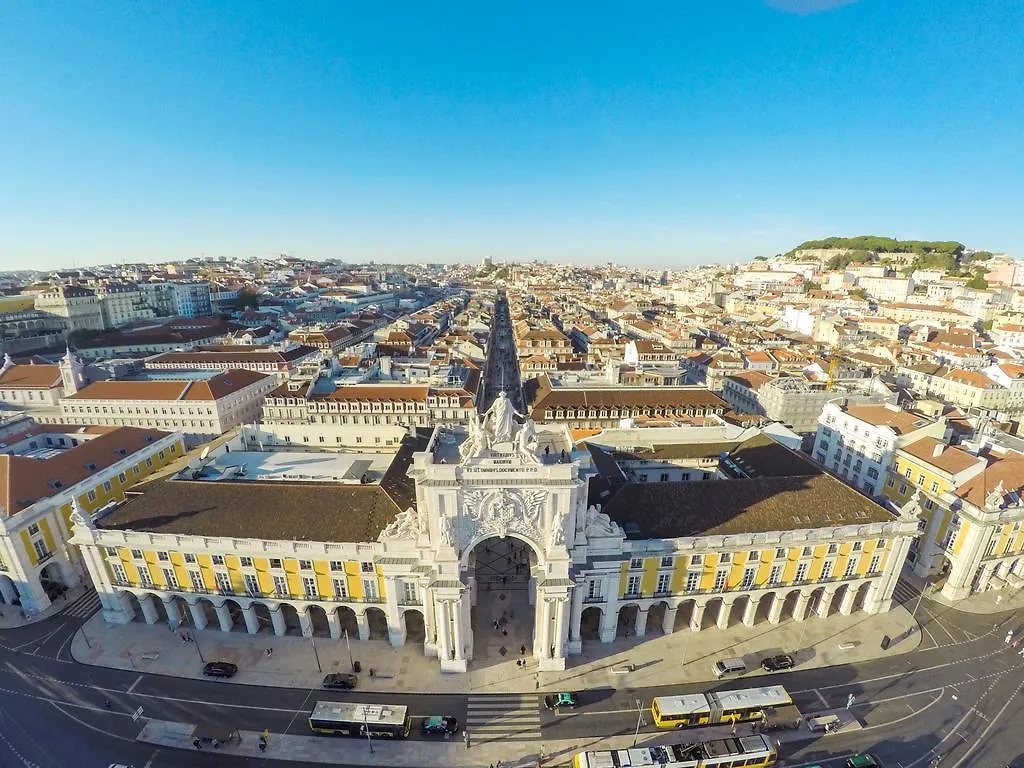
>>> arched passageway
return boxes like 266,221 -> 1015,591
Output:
646,601 -> 668,635
365,607 -> 389,641
616,604 -> 638,639
580,606 -> 602,641
335,606 -> 358,637
308,605 -> 331,637
673,601 -> 696,631
467,536 -> 537,667
403,610 -> 426,644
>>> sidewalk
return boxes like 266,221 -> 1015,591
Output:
137,707 -> 863,767
900,567 -> 1024,615
0,584 -> 91,630
74,601 -> 922,695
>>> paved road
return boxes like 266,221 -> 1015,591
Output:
3,566 -> 1024,765
479,294 -> 525,415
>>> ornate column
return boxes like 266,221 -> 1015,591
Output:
214,603 -> 233,632
540,597 -> 569,672
188,600 -> 208,630
163,597 -> 183,628
767,593 -> 785,624
716,598 -> 735,630
439,598 -> 467,673
567,580 -> 585,654
793,591 -> 812,622
452,599 -> 466,660
383,576 -> 405,647
553,598 -> 568,659
599,573 -> 620,643
742,597 -> 759,627
423,587 -> 438,657
690,601 -> 707,631
662,605 -> 678,635
270,607 -> 287,636
535,595 -> 554,657
327,610 -> 342,640
839,585 -> 859,616
138,594 -> 160,625
435,599 -> 452,664
816,586 -> 839,618
241,605 -> 260,634
634,606 -> 649,637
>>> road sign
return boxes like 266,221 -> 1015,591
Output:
131,706 -> 144,722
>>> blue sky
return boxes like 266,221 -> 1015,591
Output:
1,0 -> 1022,270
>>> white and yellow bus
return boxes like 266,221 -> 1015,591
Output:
651,686 -> 800,729
308,701 -> 411,738
573,733 -> 778,768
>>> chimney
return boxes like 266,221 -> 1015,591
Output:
933,443 -> 944,458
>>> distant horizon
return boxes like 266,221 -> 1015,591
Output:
2,1 -> 1022,271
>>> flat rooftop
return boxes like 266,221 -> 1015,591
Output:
180,450 -> 395,484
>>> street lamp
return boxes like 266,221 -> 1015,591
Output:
633,698 -> 645,746
310,635 -> 322,672
363,707 -> 374,754
343,628 -> 355,672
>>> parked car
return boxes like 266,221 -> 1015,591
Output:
846,754 -> 883,768
760,654 -> 796,672
202,661 -> 238,678
322,673 -> 358,690
544,692 -> 579,710
421,715 -> 458,736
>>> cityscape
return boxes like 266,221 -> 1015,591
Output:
2,3 -> 1024,768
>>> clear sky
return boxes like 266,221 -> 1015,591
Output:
1,0 -> 1022,270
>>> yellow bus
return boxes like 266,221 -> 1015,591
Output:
308,701 -> 411,738
573,733 -> 778,768
651,686 -> 799,729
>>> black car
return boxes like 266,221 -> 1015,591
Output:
322,673 -> 358,690
202,661 -> 238,678
421,716 -> 458,736
760,654 -> 796,672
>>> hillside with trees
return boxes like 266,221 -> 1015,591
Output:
787,235 -> 964,257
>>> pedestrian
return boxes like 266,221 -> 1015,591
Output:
258,742 -> 266,753
520,645 -> 526,655
493,619 -> 499,631
730,723 -> 737,736
509,608 -> 514,620
193,738 -> 201,750
266,647 -> 273,657
502,628 -> 508,636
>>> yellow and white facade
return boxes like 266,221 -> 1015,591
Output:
0,424 -> 183,613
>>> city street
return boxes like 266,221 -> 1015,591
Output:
2,585 -> 1024,767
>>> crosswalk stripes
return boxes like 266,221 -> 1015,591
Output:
59,590 -> 102,619
465,694 -> 541,742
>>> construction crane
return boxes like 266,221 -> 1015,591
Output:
826,353 -> 841,392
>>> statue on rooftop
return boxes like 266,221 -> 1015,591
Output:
483,390 -> 524,445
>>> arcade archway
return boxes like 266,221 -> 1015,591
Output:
467,536 -> 537,667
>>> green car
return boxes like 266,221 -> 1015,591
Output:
846,754 -> 883,768
544,692 -> 579,710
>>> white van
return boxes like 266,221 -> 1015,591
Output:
711,657 -> 747,678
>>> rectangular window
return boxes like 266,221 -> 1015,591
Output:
215,572 -> 231,593
795,563 -> 808,582
329,561 -> 344,571
298,559 -> 312,569
741,568 -> 756,589
852,541 -> 862,551
802,546 -> 812,557
363,579 -> 379,600
713,570 -> 727,591
105,546 -> 118,556
768,565 -> 783,585
244,574 -> 260,596
239,556 -> 253,568
33,539 -> 49,561
685,572 -> 700,591
184,553 -> 196,563
28,523 -> 40,536
163,568 -> 179,589
189,569 -> 204,590
660,556 -> 674,568
821,560 -> 834,579
87,490 -> 96,502
656,573 -> 671,594
630,557 -> 644,569
845,558 -> 858,577
333,578 -> 349,598
360,561 -> 374,573
401,581 -> 419,604
302,576 -> 318,598
211,555 -> 224,566
887,477 -> 895,488
269,558 -> 282,569
587,579 -> 603,600
720,553 -> 732,564
111,563 -> 128,583
930,481 -> 939,492
917,474 -> 925,486
138,566 -> 154,587
690,554 -> 703,566
157,551 -> 169,561
103,480 -> 112,492
626,575 -> 642,596
869,554 -> 882,574
273,575 -> 288,596
775,547 -> 787,559
828,543 -> 838,555
660,473 -> 669,482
